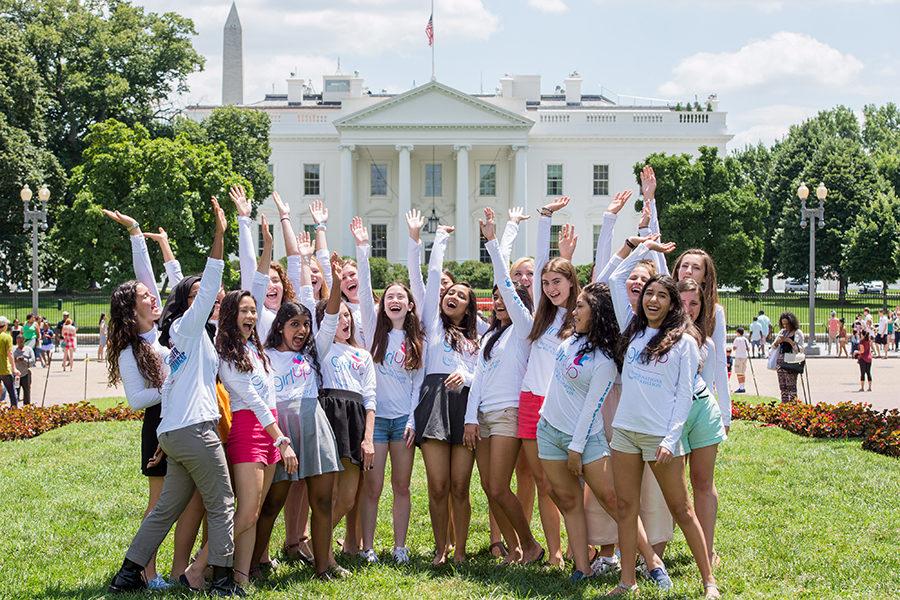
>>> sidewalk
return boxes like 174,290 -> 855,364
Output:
4,347 -> 898,412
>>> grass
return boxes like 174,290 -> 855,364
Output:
1,409 -> 898,599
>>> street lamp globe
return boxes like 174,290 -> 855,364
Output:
20,184 -> 33,203
796,182 -> 809,200
816,182 -> 827,201
38,184 -> 50,203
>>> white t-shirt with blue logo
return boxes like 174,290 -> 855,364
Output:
219,343 -> 277,428
321,342 -> 378,412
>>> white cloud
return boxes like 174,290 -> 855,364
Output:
659,32 -> 864,97
727,104 -> 820,149
528,0 -> 569,13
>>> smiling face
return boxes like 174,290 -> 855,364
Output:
134,282 -> 162,324
512,260 -> 535,291
680,289 -> 702,323
541,270 -> 573,307
265,268 -> 285,311
492,288 -> 510,325
677,254 -> 707,285
310,260 -> 323,294
440,273 -> 454,296
626,265 -> 653,308
236,295 -> 258,341
281,313 -> 311,352
572,291 -> 592,334
441,284 -> 470,322
382,284 -> 412,327
642,282 -> 672,328
340,264 -> 359,301
210,288 -> 225,322
335,303 -> 353,343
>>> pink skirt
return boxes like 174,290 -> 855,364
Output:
517,391 -> 544,440
226,409 -> 281,465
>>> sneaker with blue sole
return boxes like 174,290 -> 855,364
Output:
147,575 -> 171,591
647,566 -> 673,591
569,569 -> 593,583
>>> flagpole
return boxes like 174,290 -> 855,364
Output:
431,0 -> 435,81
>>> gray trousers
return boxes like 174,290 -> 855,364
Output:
126,421 -> 235,567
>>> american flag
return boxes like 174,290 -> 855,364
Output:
425,14 -> 434,46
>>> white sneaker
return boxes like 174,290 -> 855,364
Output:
359,548 -> 379,564
591,553 -> 620,575
392,546 -> 410,564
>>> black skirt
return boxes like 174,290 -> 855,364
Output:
141,403 -> 166,477
318,388 -> 367,467
414,373 -> 470,446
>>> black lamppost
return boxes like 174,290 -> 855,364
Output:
797,181 -> 827,355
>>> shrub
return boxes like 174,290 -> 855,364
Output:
0,402 -> 143,442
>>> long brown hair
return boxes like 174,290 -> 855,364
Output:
528,258 -> 579,341
676,278 -> 709,345
673,249 -> 719,337
310,255 -> 330,300
215,290 -> 268,374
441,282 -> 479,353
107,281 -> 164,388
269,261 -> 295,304
619,275 -> 700,365
371,282 -> 425,370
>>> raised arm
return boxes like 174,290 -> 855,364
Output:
142,226 -> 184,288
314,254 -> 344,358
309,200 -> 333,290
103,209 -> 163,310
609,237 -> 675,331
558,223 -> 578,262
482,208 -> 533,336
272,191 -> 299,257
405,209 -> 426,312
351,216 -> 377,350
176,198 -> 226,339
423,226 -> 452,330
534,196 -> 569,306
595,190 -> 630,274
230,184 -> 256,291
712,305 -> 731,428
499,206 -> 529,264
640,166 -> 670,276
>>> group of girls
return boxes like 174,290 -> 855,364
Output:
105,164 -> 728,599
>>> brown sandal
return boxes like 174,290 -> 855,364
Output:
489,541 -> 508,558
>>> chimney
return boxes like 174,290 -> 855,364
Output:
287,77 -> 304,104
564,71 -> 582,105
222,2 -> 243,105
499,75 -> 513,98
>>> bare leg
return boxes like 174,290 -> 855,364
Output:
611,450 -> 645,588
252,480 -> 290,568
388,440 -> 415,550
360,443 -> 389,552
521,439 -> 563,566
689,445 -> 720,563
541,459 -> 591,574
488,436 -> 543,563
449,444 -> 476,563
232,462 -> 275,584
308,472 -> 337,575
283,481 -> 311,558
420,440 -> 451,566
514,449 -> 536,527
475,438 -> 519,560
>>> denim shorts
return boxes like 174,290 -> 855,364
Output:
373,414 -> 409,444
536,417 -> 610,465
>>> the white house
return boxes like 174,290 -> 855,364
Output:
187,4 -> 732,265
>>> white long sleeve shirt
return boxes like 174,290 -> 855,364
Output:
158,258 -> 224,435
593,212 -> 617,277
219,343 -> 277,428
118,328 -> 171,410
238,215 -> 256,293
422,230 -> 479,382
614,328 -> 700,454
711,305 -> 732,426
465,238 -> 533,424
251,270 -> 277,342
356,244 -> 424,423
540,335 -> 618,454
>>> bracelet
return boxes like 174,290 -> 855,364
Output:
625,239 -> 637,250
316,223 -> 327,231
280,217 -> 290,223
128,221 -> 140,232
539,208 -> 552,217
273,435 -> 290,448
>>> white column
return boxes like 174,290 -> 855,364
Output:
512,144 -> 528,258
396,144 -> 414,263
339,143 -> 356,255
453,144 -> 472,261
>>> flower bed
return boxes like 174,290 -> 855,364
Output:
0,402 -> 142,442
732,400 -> 900,458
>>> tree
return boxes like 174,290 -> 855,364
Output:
862,103 -> 900,154
733,143 -> 776,290
51,120 -> 250,290
174,107 -> 273,207
841,191 -> 900,302
635,147 -> 768,291
2,0 -> 204,169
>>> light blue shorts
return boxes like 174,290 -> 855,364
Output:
681,387 -> 727,453
373,415 -> 409,444
536,417 -> 610,465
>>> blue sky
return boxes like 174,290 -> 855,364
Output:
136,0 -> 900,150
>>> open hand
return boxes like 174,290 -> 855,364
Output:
143,227 -> 169,246
229,185 -> 251,217
260,214 -> 273,248
640,165 -> 657,200
272,191 -> 289,218
350,216 -> 369,246
406,209 -> 425,242
309,199 -> 328,225
645,239 -> 676,254
211,197 -> 227,233
508,206 -> 530,224
479,207 -> 496,241
102,209 -> 138,230
558,223 -> 578,260
297,231 -> 313,258
437,225 -> 455,235
329,252 -> 344,282
606,190 -> 632,215
542,195 -> 570,214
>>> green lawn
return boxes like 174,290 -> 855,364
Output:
1,412 -> 897,599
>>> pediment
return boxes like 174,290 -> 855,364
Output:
334,81 -> 532,130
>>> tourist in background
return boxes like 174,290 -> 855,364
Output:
749,316 -> 764,358
39,321 -> 54,367
10,318 -> 21,345
731,327 -> 750,394
892,309 -> 899,352
61,318 -> 77,372
757,309 -> 771,344
14,335 -> 35,406
837,318 -> 849,358
854,330 -> 873,392
875,309 -> 889,358
98,313 -> 108,361
772,312 -> 804,403
0,316 -> 19,408
826,311 -> 840,356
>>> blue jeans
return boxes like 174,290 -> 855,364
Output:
1,374 -> 17,408
373,415 -> 409,443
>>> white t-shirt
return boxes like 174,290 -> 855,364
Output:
320,342 -> 378,411
118,328 -> 170,411
539,335 -> 618,453
749,321 -> 763,342
732,335 -> 750,359
613,328 -> 700,454
158,258 -> 224,435
878,315 -> 888,335
219,343 -> 277,428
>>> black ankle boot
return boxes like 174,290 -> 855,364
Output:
209,565 -> 246,597
108,558 -> 146,593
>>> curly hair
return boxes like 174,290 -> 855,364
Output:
371,282 -> 425,370
269,261 -> 295,304
528,258 -> 580,342
215,290 -> 268,374
575,283 -> 623,371
265,301 -> 323,388
619,275 -> 700,365
779,311 -> 800,332
106,281 -> 164,389
440,282 -> 479,353
482,283 -> 533,361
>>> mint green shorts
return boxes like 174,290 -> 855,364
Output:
681,387 -> 727,453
